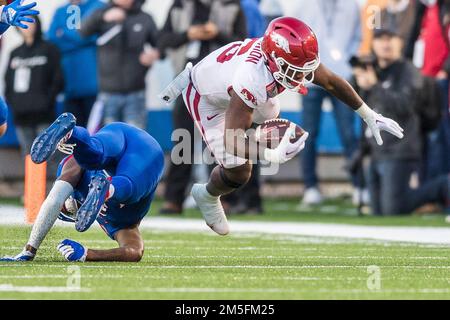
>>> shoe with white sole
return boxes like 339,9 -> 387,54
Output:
302,187 -> 323,205
191,183 -> 229,236
352,188 -> 370,206
30,112 -> 76,164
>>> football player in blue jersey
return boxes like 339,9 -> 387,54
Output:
1,113 -> 164,262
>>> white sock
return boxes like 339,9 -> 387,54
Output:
28,180 -> 74,250
202,184 -> 219,200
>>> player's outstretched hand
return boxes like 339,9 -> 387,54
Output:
357,104 -> 404,146
0,249 -> 35,262
1,0 -> 39,29
57,239 -> 87,262
264,123 -> 309,164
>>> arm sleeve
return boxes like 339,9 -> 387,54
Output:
27,180 -> 74,250
79,7 -> 105,37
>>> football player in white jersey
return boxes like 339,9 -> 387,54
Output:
160,17 -> 404,235
0,0 -> 39,137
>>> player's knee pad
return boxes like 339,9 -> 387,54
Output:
219,166 -> 248,189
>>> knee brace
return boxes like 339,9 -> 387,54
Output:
219,166 -> 246,189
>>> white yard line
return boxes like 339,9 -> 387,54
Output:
125,287 -> 450,294
0,284 -> 90,293
1,205 -> 450,245
1,264 -> 449,269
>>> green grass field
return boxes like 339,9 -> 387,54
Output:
0,223 -> 449,299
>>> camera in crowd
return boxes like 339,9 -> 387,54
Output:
349,55 -> 377,70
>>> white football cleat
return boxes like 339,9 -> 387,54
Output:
191,183 -> 229,236
302,187 -> 323,205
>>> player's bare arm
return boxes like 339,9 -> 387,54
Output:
58,156 -> 84,188
314,62 -> 404,145
313,63 -> 363,110
85,226 -> 144,262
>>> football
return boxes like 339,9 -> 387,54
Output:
255,118 -> 306,148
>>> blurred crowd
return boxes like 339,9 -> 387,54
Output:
1,0 -> 449,217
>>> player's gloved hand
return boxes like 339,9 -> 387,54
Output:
263,123 -> 309,164
1,0 -> 39,29
357,103 -> 404,146
0,248 -> 35,262
57,239 -> 87,262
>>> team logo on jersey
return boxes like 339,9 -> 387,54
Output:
241,89 -> 257,106
270,33 -> 291,54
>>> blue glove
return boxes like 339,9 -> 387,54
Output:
1,0 -> 39,29
57,239 -> 87,262
0,249 -> 35,261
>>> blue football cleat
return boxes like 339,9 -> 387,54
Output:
30,113 -> 76,164
75,173 -> 110,232
0,250 -> 35,262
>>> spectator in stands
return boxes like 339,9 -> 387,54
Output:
80,0 -> 159,129
158,0 -> 247,214
260,0 -> 282,25
289,0 -> 362,205
47,0 -> 105,128
4,16 -> 64,156
407,0 -> 450,180
359,0 -> 388,56
353,28 -> 449,215
380,0 -> 417,54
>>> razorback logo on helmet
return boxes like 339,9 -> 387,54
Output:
270,33 -> 291,54
241,88 -> 257,106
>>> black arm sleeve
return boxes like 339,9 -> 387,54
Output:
79,7 -> 105,37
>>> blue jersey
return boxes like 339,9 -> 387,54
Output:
58,123 -> 164,239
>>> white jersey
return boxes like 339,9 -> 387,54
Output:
191,38 -> 281,123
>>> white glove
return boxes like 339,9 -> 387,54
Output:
356,103 -> 404,146
263,123 -> 309,164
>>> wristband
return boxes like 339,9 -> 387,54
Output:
355,103 -> 373,119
